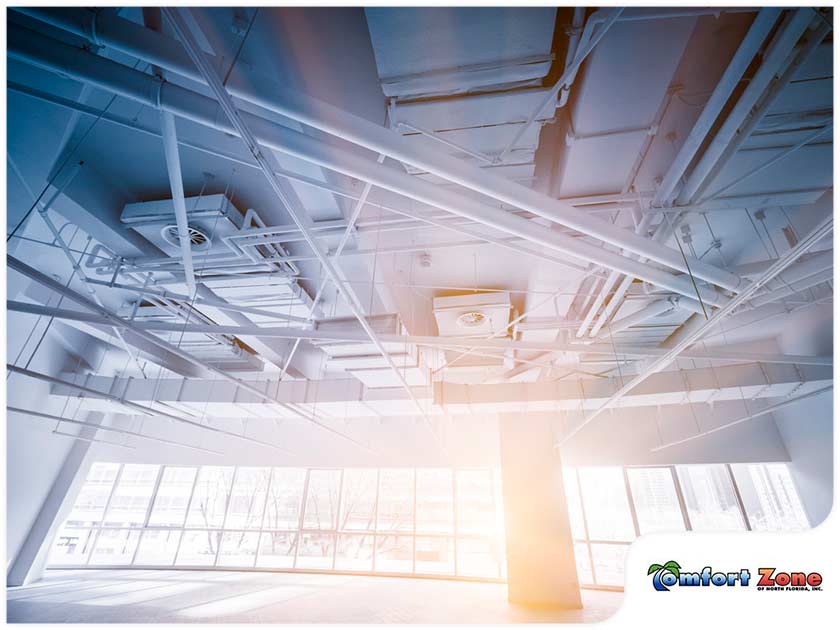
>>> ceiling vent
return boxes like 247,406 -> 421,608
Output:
433,292 -> 512,338
160,223 -> 212,251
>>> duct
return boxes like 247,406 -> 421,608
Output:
43,362 -> 832,419
6,254 -> 377,453
744,267 -> 834,309
11,10 -> 743,291
675,9 -> 816,205
5,26 -> 733,306
650,385 -> 833,452
7,364 -> 292,453
9,299 -> 832,368
653,8 -> 782,207
6,406 -> 223,455
160,7 -> 443,453
561,212 -> 833,444
160,108 -> 196,293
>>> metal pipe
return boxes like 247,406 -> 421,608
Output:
650,385 -> 833,451
675,9 -> 815,205
6,26 -> 731,305
10,10 -> 742,291
653,8 -> 782,207
561,211 -> 833,444
746,267 -> 833,309
7,406 -> 223,455
161,7 -> 442,453
594,298 -> 677,341
160,111 -> 196,293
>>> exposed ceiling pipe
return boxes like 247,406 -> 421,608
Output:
160,111 -> 196,293
744,267 -> 834,310
593,298 -> 678,341
560,211 -> 833,445
653,8 -> 783,207
10,299 -> 832,367
11,8 -> 742,291
674,8 -> 816,206
159,7 -> 444,454
7,406 -> 223,455
7,254 -> 378,455
5,25 -> 732,306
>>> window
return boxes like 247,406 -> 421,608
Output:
568,463 -> 809,589
49,464 -> 505,580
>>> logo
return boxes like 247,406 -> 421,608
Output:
756,568 -> 822,591
648,561 -> 750,592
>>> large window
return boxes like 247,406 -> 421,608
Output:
49,464 -> 506,580
566,463 -> 809,588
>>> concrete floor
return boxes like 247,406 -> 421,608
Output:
7,569 -> 623,623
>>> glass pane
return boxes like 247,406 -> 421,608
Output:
562,468 -> 586,539
48,527 -> 96,565
302,470 -> 341,530
627,467 -> 686,533
677,465 -> 746,531
416,469 -> 453,534
335,534 -> 374,571
375,534 -> 413,573
66,463 -> 120,527
216,532 -> 260,567
185,467 -> 234,528
339,469 -> 378,531
148,467 -> 197,526
574,542 -> 593,585
456,470 -> 496,536
89,529 -> 141,566
415,536 -> 454,575
225,467 -> 271,529
296,532 -> 335,569
176,530 -> 222,566
377,469 -> 414,532
577,467 -> 635,541
456,537 -> 500,578
264,468 -> 306,530
590,543 -> 627,586
731,463 -> 810,531
133,530 -> 182,566
103,464 -> 159,527
256,532 -> 297,568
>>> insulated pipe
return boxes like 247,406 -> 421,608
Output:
6,26 -> 731,307
11,9 -> 742,291
160,111 -> 196,293
675,8 -> 815,205
653,8 -> 782,207
593,298 -> 677,341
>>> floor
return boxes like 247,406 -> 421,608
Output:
7,569 -> 623,624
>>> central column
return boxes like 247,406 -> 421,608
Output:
498,412 -> 582,608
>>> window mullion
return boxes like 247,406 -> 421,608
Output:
293,469 -> 311,569
86,463 -> 124,566
622,467 -> 641,537
670,465 -> 692,531
726,463 -> 752,531
173,465 -> 201,564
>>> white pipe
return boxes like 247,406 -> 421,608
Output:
653,8 -> 782,207
11,9 -> 742,291
6,25 -> 732,306
561,211 -> 833,444
675,9 -> 815,205
747,267 -> 833,309
160,111 -> 196,292
594,298 -> 676,341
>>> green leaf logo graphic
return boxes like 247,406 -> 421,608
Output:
663,560 -> 681,578
648,563 -> 664,575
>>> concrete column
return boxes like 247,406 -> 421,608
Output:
6,414 -> 102,586
498,412 -> 581,608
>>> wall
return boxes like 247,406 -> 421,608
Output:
773,302 -> 833,526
